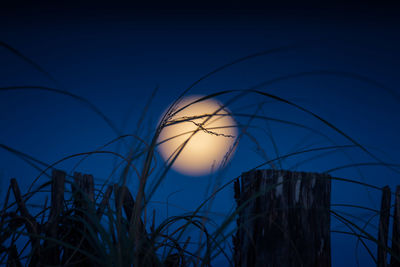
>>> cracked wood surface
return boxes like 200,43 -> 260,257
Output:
234,169 -> 331,267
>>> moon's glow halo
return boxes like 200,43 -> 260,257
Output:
158,95 -> 238,176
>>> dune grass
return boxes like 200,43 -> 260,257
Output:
0,41 -> 400,266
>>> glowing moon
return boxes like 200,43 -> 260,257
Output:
158,95 -> 238,176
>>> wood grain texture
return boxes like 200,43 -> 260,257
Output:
234,169 -> 331,267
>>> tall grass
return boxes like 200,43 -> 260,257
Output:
0,41 -> 399,266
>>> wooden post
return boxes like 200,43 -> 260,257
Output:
60,172 -> 98,267
391,186 -> 400,267
10,178 -> 41,266
7,245 -> 22,267
233,169 -> 331,267
113,184 -> 157,267
378,186 -> 391,267
2,171 -> 131,266
42,169 -> 65,265
72,172 -> 95,215
96,185 -> 113,219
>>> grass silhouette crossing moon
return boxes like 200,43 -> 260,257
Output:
158,95 -> 238,176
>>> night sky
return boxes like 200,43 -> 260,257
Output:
1,1 -> 400,266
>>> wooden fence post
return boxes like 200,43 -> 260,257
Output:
233,169 -> 331,267
1,170 -> 161,266
42,169 -> 65,265
391,186 -> 400,267
378,186 -> 391,267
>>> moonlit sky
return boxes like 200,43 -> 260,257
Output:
1,1 -> 400,266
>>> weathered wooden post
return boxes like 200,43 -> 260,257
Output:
233,169 -> 331,267
377,186 -> 391,267
390,186 -> 400,267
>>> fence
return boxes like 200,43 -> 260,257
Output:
233,169 -> 400,267
0,169 -> 399,266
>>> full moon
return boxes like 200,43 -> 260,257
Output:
158,95 -> 238,176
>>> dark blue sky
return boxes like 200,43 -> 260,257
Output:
1,1 -> 400,266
